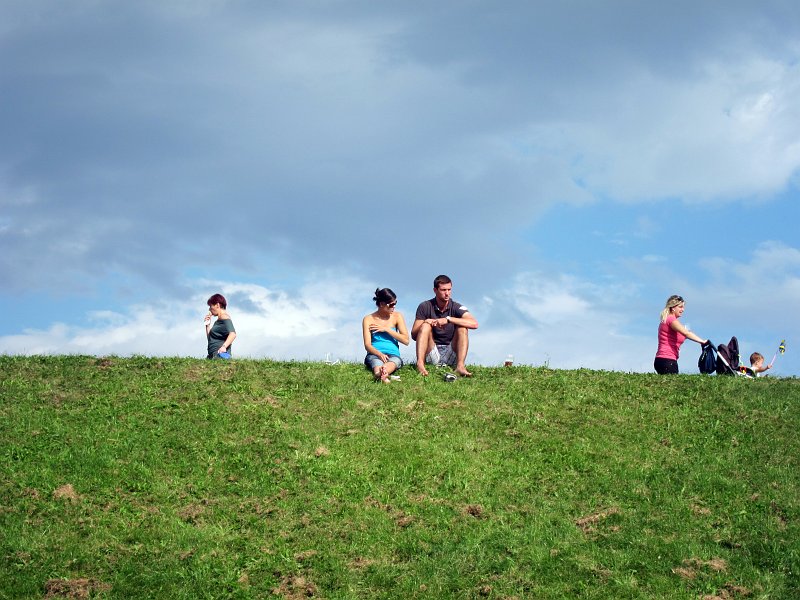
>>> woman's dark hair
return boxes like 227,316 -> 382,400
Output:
373,288 -> 397,306
207,293 -> 227,309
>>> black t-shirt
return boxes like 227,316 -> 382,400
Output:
415,299 -> 469,345
208,318 -> 235,357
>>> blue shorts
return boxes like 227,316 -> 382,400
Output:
364,354 -> 403,370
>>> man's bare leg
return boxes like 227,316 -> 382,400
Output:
414,323 -> 434,376
453,326 -> 472,377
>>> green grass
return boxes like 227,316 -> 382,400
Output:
1,356 -> 798,599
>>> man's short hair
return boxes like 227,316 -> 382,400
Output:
433,274 -> 452,289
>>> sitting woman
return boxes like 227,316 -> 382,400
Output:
204,293 -> 237,359
362,288 -> 409,383
654,294 -> 707,374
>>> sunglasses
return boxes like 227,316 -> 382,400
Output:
385,301 -> 397,308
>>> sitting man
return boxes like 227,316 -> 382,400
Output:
412,274 -> 478,377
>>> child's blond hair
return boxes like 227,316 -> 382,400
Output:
750,352 -> 764,366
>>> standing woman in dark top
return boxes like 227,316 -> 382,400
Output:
204,293 -> 237,359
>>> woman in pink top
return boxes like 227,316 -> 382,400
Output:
654,295 -> 708,374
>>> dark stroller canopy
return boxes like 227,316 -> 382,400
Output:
716,336 -> 740,376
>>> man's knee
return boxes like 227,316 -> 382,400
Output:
414,322 -> 433,342
454,326 -> 470,341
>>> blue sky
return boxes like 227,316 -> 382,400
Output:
1,0 -> 799,376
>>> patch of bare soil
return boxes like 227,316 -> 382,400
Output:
673,567 -> 697,580
272,574 -> 317,598
177,503 -> 206,524
770,500 -> 788,529
464,504 -> 484,518
673,557 -> 728,580
94,357 -> 115,369
51,391 -> 68,407
575,507 -> 621,534
294,550 -> 318,562
408,493 -> 448,506
44,578 -> 111,598
439,400 -> 463,409
239,497 -> 277,517
313,446 -> 329,457
365,496 -> 415,528
350,556 -> 377,569
590,566 -> 612,580
182,364 -> 206,382
256,395 -> 282,407
395,514 -> 415,528
701,582 -> 752,599
404,400 -> 419,412
705,558 -> 729,572
53,484 -> 80,504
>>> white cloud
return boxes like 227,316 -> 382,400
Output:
1,2 -> 799,379
547,57 -> 800,202
471,272 -> 653,371
0,270 -> 652,370
2,249 -> 797,376
693,241 -> 800,317
0,275 -> 373,360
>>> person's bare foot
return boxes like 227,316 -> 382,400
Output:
455,365 -> 472,377
417,364 -> 429,376
380,365 -> 391,383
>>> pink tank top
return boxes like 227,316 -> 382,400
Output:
656,315 -> 686,360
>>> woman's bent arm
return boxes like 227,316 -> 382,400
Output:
670,318 -> 707,344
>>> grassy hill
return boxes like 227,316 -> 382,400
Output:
1,356 -> 798,599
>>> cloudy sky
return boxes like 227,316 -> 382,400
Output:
2,0 -> 798,375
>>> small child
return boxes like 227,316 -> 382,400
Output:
749,352 -> 772,377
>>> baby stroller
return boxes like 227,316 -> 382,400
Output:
710,336 -> 753,377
